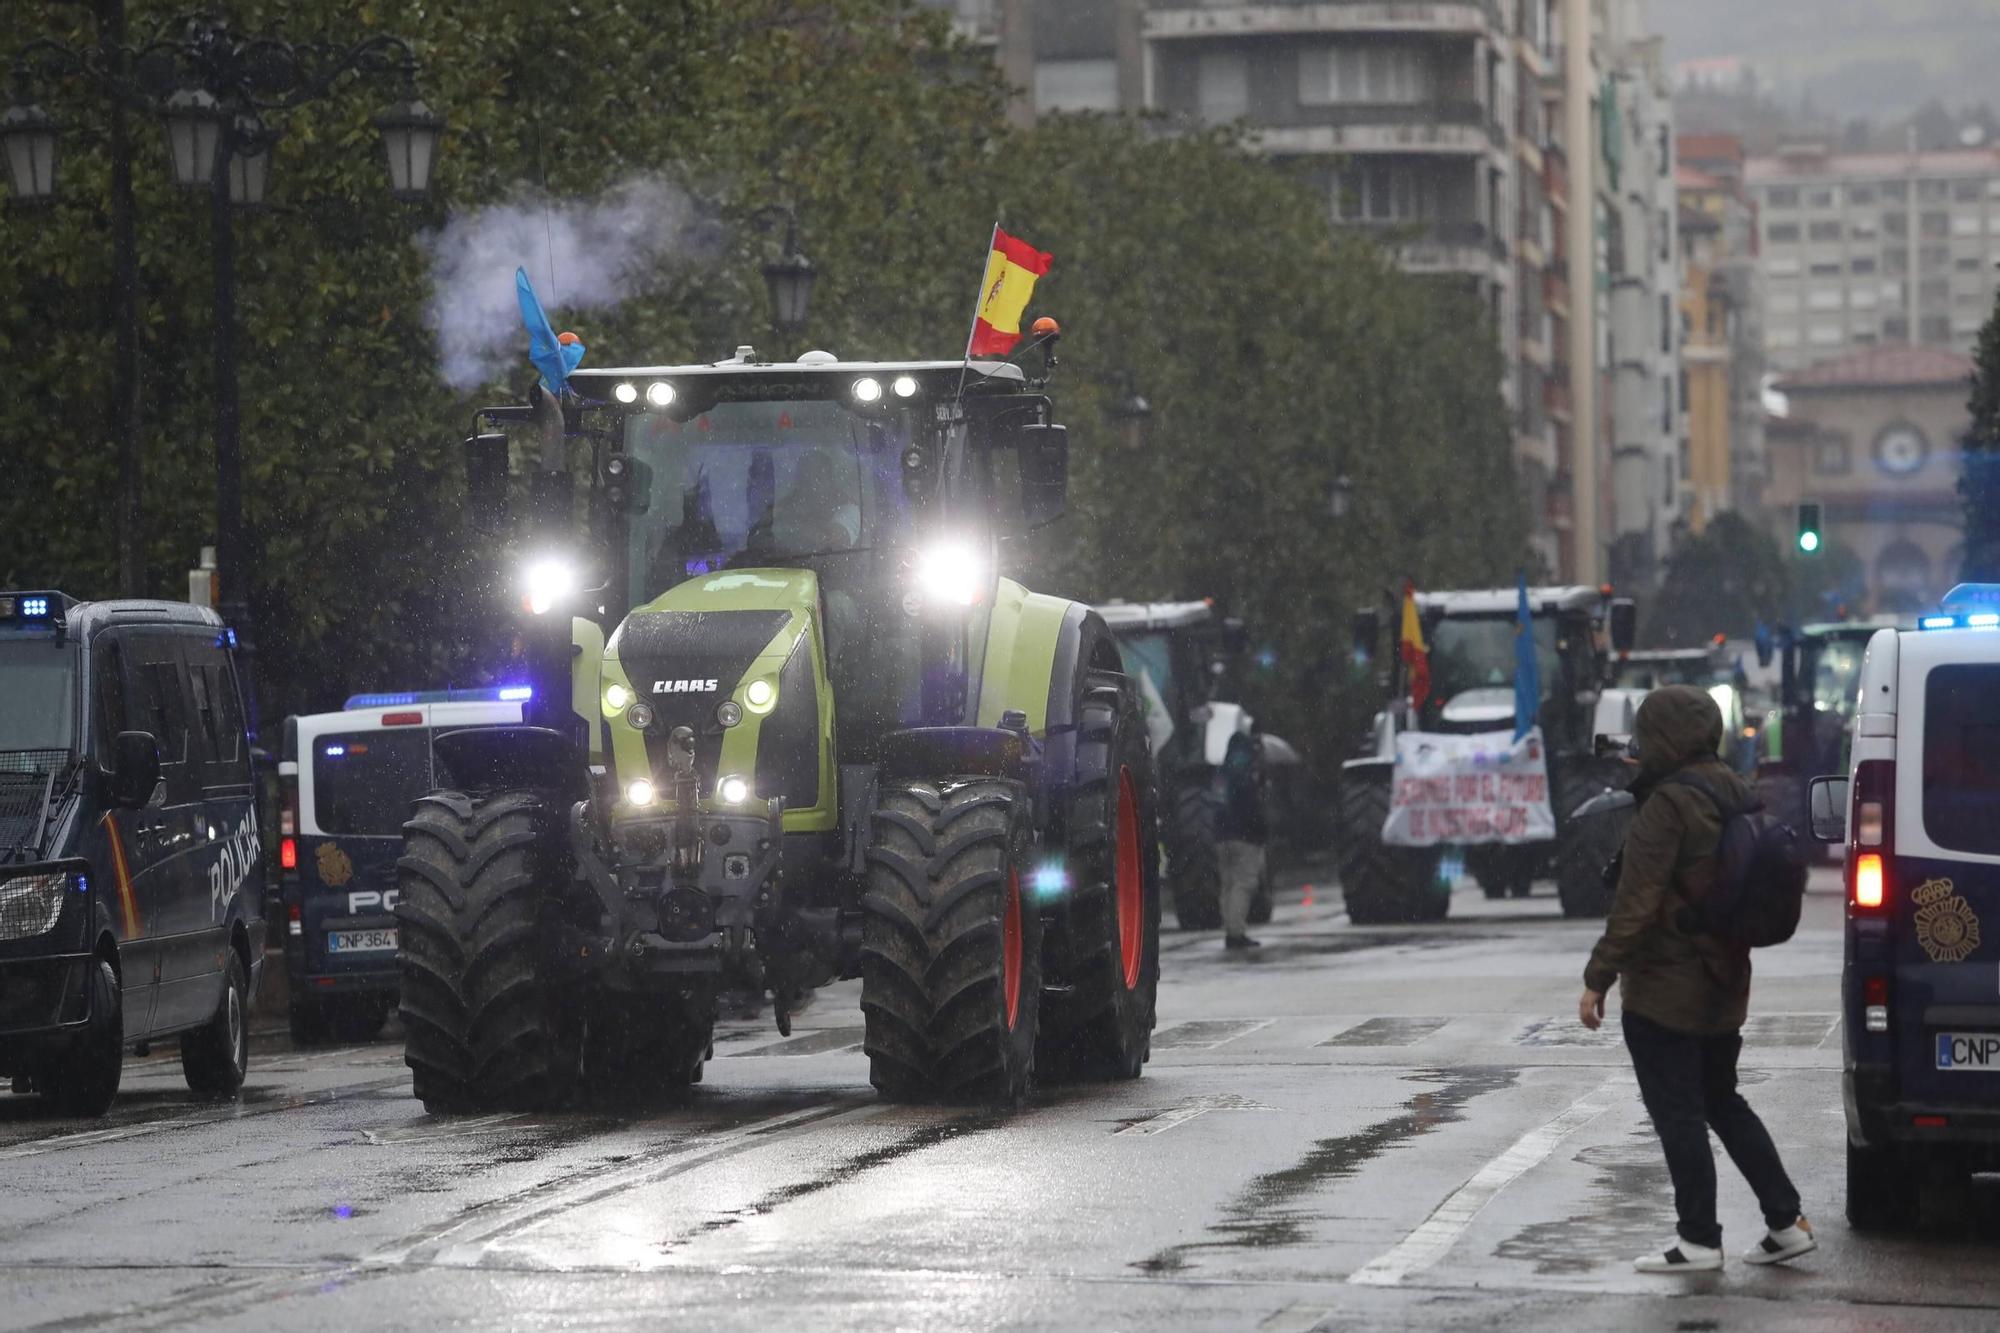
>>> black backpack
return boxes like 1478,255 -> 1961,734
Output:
1663,770 -> 1808,948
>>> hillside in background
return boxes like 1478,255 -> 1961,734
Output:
1654,0 -> 2000,124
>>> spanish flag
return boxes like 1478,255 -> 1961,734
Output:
968,225 -> 1053,357
1399,581 -> 1430,711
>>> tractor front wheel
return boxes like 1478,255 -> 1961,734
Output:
1165,783 -> 1223,930
860,779 -> 1042,1104
1039,682 -> 1160,1081
1336,773 -> 1447,925
396,791 -> 582,1113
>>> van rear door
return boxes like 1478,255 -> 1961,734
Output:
1893,642 -> 2000,1107
299,722 -> 433,972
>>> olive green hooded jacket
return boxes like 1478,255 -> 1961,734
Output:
1583,684 -> 1755,1034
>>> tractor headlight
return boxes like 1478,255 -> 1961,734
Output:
626,701 -> 656,731
715,699 -> 743,728
852,376 -> 883,404
614,382 -> 639,404
717,775 -> 750,805
743,678 -> 777,714
604,683 -> 632,712
891,375 -> 919,399
646,381 -> 676,408
626,779 -> 656,807
914,541 -> 986,607
523,555 -> 578,616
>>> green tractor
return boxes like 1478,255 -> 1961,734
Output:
397,345 -> 1162,1111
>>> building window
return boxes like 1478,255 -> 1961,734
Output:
1809,323 -> 1843,346
1808,188 -> 1835,209
1921,315 -> 1952,343
1921,245 -> 1950,271
1885,248 -> 1909,274
1954,214 -> 1983,237
1767,256 -> 1802,277
1852,287 -> 1879,310
1297,43 -> 1433,107
1197,51 -> 1250,124
1883,316 -> 1910,340
1956,255 -> 1985,273
1882,181 -> 1908,202
1660,294 -> 1673,353
1851,255 -> 1878,274
1334,161 -> 1438,222
1809,260 -> 1842,277
1920,180 -> 1951,203
1852,216 -> 1879,238
1848,184 -> 1877,206
1768,222 -> 1800,244
1922,276 -> 1950,303
1922,211 -> 1950,238
1955,179 -> 1985,202
1815,438 -> 1851,475
1809,220 -> 1842,242
1766,186 -> 1800,208
1883,212 -> 1908,239
1035,59 -> 1118,113
1807,288 -> 1842,311
1769,325 -> 1801,348
1661,378 -> 1673,432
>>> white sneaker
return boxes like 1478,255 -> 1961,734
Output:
1743,1216 -> 1816,1266
1634,1238 -> 1724,1273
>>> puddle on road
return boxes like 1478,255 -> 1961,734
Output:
1132,1066 -> 1518,1276
663,1110 -> 1009,1254
1493,1128 -> 1673,1274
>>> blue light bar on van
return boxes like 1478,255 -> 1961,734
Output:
1921,615 -> 1957,630
342,685 -> 535,710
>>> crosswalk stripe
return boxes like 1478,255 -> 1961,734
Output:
1348,1071 -> 1629,1286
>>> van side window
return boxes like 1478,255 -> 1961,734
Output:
92,634 -> 129,769
123,633 -> 196,804
182,636 -> 246,781
1922,664 -> 2000,856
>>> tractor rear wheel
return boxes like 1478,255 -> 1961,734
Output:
1165,783 -> 1222,930
1039,683 -> 1160,1081
587,988 -> 716,1101
860,779 -> 1041,1104
396,791 -> 582,1113
1336,773 -> 1447,925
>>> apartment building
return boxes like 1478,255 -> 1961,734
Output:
1746,143 -> 2000,372
928,0 -> 1681,585
1677,133 -> 1768,529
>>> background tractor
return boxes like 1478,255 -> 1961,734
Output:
1338,586 -> 1637,923
1094,600 -> 1295,929
1753,619 -> 1890,858
399,345 -> 1163,1111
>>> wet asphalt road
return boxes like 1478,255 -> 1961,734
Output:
3,867 -> 1996,1332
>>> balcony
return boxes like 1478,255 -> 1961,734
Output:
1252,102 -> 1498,156
1344,220 -> 1508,276
1145,1 -> 1500,41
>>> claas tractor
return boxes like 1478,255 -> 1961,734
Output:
398,343 -> 1162,1111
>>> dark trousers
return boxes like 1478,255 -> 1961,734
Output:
1622,1010 -> 1802,1249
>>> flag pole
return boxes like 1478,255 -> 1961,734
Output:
955,221 -> 1001,403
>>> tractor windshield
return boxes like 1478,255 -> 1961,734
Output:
1428,616 -> 1558,702
1807,634 -> 1869,717
622,399 -> 918,605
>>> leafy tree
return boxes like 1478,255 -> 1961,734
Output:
1961,286 -> 2000,582
1647,511 -> 1791,644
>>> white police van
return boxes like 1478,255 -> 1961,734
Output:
1810,584 -> 2000,1228
277,687 -> 525,1043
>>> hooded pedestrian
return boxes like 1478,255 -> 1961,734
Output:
1215,729 -> 1267,951
1578,684 -> 1815,1273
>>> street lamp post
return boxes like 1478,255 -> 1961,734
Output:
6,13 -> 443,728
753,205 -> 815,354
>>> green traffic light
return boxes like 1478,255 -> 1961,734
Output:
1798,530 -> 1821,553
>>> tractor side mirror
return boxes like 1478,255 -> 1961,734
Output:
466,431 -> 511,532
1607,598 -> 1637,655
107,731 -> 161,808
1808,775 -> 1849,843
1350,608 -> 1382,665
1017,423 -> 1069,528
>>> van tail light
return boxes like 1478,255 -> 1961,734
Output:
1853,853 -> 1886,911
280,837 -> 297,870
288,903 -> 303,938
1849,759 -> 1894,913
1863,974 -> 1889,1032
381,711 -> 424,726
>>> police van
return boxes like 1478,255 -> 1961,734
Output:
1809,584 -> 2000,1228
0,592 -> 264,1116
277,687 -> 525,1043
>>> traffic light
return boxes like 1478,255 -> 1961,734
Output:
1796,501 -> 1823,554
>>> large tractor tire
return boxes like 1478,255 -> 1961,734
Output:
587,988 -> 716,1100
1554,768 -> 1628,920
860,779 -> 1042,1104
1039,682 -> 1161,1082
39,957 -> 123,1117
1165,783 -> 1222,930
396,791 -> 582,1114
1336,773 -> 1448,925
